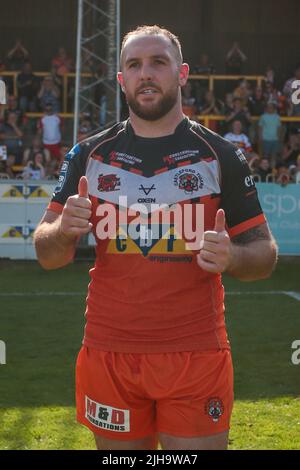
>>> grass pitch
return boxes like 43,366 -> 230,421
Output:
0,258 -> 299,450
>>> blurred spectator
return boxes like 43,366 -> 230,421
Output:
223,93 -> 234,114
23,135 -> 51,167
248,86 -> 266,116
233,79 -> 251,106
225,97 -> 251,132
275,163 -> 290,186
254,157 -> 272,182
199,90 -> 223,115
192,54 -> 215,75
49,65 -> 63,91
225,42 -> 247,74
0,111 -> 23,177
264,81 -> 282,109
6,39 -> 29,70
37,76 -> 60,112
51,47 -> 73,76
258,102 -> 282,167
263,80 -> 287,116
199,90 -> 223,131
282,132 -> 300,167
264,66 -> 275,85
3,95 -> 24,126
17,61 -> 38,112
22,151 -> 46,180
182,82 -> 197,118
37,103 -> 62,162
224,120 -> 253,155
78,114 -> 94,142
81,49 -> 96,74
294,155 -> 300,183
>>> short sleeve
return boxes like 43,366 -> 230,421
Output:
47,142 -> 87,214
219,144 -> 266,238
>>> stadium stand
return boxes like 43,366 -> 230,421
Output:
0,41 -> 300,185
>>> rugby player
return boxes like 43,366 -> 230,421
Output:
34,25 -> 278,450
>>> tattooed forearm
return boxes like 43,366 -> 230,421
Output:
231,224 -> 271,245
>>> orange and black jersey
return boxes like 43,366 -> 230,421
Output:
49,117 -> 265,353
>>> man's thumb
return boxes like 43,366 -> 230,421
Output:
78,176 -> 89,198
214,208 -> 226,233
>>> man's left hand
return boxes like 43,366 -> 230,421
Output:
197,209 -> 232,273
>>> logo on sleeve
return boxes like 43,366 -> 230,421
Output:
54,161 -> 69,193
244,175 -> 255,187
85,396 -> 130,432
65,143 -> 80,160
235,148 -> 247,164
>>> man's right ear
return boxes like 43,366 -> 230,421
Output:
117,72 -> 125,92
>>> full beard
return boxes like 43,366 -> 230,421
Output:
126,86 -> 179,121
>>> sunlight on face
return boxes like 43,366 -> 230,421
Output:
119,34 -> 183,121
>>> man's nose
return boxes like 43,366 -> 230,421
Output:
139,63 -> 154,81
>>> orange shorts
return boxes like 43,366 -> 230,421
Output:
76,346 -> 234,440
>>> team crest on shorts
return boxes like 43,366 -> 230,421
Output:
205,397 -> 224,423
173,168 -> 203,194
98,173 -> 120,192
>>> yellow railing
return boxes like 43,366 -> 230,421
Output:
1,71 -> 92,113
196,115 -> 300,128
21,114 -> 300,129
189,74 -> 265,90
2,71 -> 266,113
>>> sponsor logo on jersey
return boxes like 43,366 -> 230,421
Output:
139,184 -> 156,195
137,197 -> 156,203
106,223 -> 195,257
109,151 -> 142,165
97,199 -> 205,255
85,396 -> 130,432
244,175 -> 255,187
163,150 -> 199,165
205,397 -> 224,423
174,168 -> 203,194
98,173 -> 120,192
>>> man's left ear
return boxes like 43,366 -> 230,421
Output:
179,63 -> 189,86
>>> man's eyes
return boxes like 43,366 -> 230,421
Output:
127,59 -> 166,68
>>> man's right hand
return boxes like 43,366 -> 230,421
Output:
60,176 -> 92,239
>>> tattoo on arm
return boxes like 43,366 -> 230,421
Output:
231,224 -> 271,245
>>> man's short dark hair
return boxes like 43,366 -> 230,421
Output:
120,25 -> 183,68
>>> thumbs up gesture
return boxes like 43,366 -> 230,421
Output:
60,176 -> 93,239
197,209 -> 232,274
